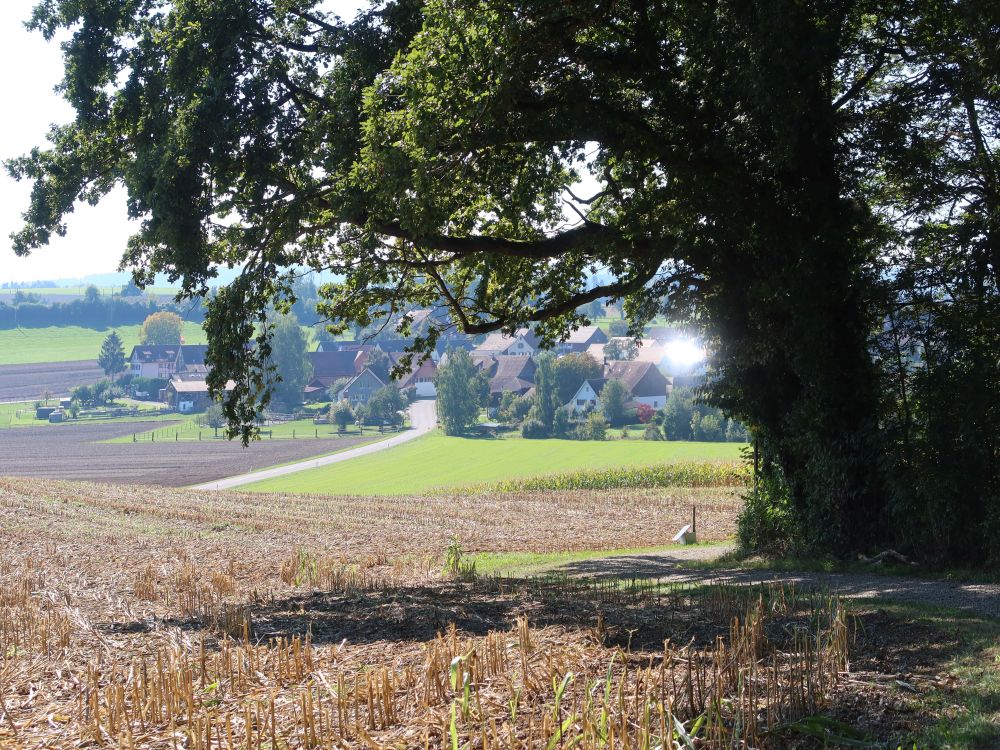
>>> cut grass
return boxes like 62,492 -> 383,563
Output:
0,399 -> 181,429
471,542 -> 732,576
241,429 -> 743,495
106,416 -> 408,443
0,322 -> 207,365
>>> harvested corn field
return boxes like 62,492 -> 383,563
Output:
0,478 -> 971,748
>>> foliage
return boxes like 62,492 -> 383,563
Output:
435,350 -> 482,435
598,379 -> 630,428
97,330 -> 126,380
643,424 -> 663,441
329,400 -> 355,431
139,312 -> 184,345
582,412 -> 608,441
520,419 -> 548,439
198,403 -> 226,435
692,413 -> 725,442
604,338 -> 638,361
552,407 -> 571,438
14,0 -> 1000,560
608,321 -> 630,337
552,353 -> 602,404
366,385 -> 406,426
635,403 -> 654,424
268,313 -> 312,408
327,377 -> 352,401
129,377 -> 167,399
531,353 -> 560,432
365,349 -> 394,383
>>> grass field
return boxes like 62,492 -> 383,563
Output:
0,322 -> 208,365
1,285 -> 180,298
0,399 -> 179,429
243,430 -> 743,495
105,415 -> 405,443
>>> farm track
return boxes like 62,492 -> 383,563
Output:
552,546 -> 1000,619
0,421 -> 377,486
0,359 -> 104,400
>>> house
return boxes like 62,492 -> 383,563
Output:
472,327 -> 540,357
129,345 -> 182,379
164,374 -> 235,413
566,378 -> 606,414
303,350 -> 365,399
338,368 -> 386,406
487,355 -> 537,402
177,344 -> 209,370
604,360 -> 670,409
556,326 -> 608,354
396,357 -> 438,398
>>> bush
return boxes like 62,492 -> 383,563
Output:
636,403 -> 654,424
553,408 -> 571,438
130,377 -> 167,399
737,476 -> 796,556
643,424 -> 663,440
582,412 -> 608,440
521,419 -> 548,439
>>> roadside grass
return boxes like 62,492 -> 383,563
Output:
107,415 -> 409,443
241,429 -> 743,495
0,322 -> 207,365
673,548 -> 1000,584
472,541 -> 732,576
0,399 -> 181,429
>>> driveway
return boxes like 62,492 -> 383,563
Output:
191,399 -> 438,491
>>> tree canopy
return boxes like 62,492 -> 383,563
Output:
139,312 -> 183,346
9,0 -> 1000,561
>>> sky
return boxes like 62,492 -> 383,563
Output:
0,0 -> 367,284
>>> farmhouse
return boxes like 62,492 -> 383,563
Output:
566,378 -> 606,414
304,350 -> 365,394
472,328 -> 540,357
337,368 -> 386,406
396,357 -> 438,398
604,360 -> 670,409
556,326 -> 608,354
164,374 -> 235,413
128,345 -> 182,379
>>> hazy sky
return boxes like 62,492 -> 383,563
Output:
0,1 -> 367,284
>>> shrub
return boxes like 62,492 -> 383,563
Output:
583,412 -> 608,440
643,424 -> 663,440
521,419 -> 548,439
636,403 -> 654,424
553,408 -> 571,438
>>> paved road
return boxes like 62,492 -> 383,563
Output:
0,360 -> 104,401
192,399 -> 438,491
553,544 -> 1000,619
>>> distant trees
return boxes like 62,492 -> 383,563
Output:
140,311 -> 183,345
530,353 -> 560,434
366,385 -> 406,426
661,388 -> 747,443
199,402 -> 226,437
552,353 -> 602,404
365,349 -> 393,383
435,349 -> 483,435
268,314 -> 312,408
329,400 -> 355,432
98,331 -> 126,380
71,379 -> 123,407
598,379 -> 630,427
604,338 -> 638,361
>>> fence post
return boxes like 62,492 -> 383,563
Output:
152,432 -> 155,442
293,429 -> 296,439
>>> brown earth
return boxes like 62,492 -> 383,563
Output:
0,421 -> 379,486
0,359 -> 104,401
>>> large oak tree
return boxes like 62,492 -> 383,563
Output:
9,0 -> 998,556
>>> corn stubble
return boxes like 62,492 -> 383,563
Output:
3,551 -> 850,749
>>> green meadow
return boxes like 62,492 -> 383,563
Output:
0,323 -> 208,365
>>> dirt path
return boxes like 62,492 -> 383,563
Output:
191,399 -> 438,490
552,544 -> 1000,619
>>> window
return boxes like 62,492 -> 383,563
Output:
577,399 -> 585,406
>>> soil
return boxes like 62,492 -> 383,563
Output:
0,421 -> 375,486
0,359 -> 104,401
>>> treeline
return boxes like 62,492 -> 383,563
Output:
0,289 -> 203,329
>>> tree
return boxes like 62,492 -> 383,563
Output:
662,389 -> 694,441
199,402 -> 226,437
435,349 -> 481,435
329,400 -> 355,432
598,379 -> 630,428
366,385 -> 406,426
692,412 -> 725,442
532,353 -> 560,433
14,0 -> 998,558
553,353 -> 602,404
328,377 -> 352,402
84,285 -> 101,305
604,338 -> 638,361
582,412 -> 608,441
268,314 -> 313,408
365,349 -> 394,383
98,331 -> 126,381
140,312 -> 183,345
